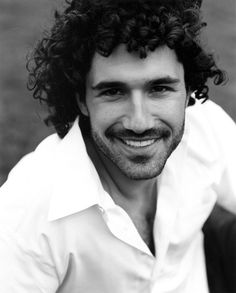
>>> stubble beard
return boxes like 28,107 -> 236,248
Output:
90,122 -> 185,181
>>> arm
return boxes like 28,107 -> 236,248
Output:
0,228 -> 59,293
0,152 -> 59,293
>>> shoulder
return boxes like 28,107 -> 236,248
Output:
184,100 -> 236,210
185,100 -> 236,161
8,133 -> 61,177
0,133 -> 62,231
186,99 -> 236,136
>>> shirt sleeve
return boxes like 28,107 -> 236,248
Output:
0,153 -> 60,293
203,101 -> 236,214
0,228 -> 59,293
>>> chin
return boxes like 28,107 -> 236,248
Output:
117,161 -> 166,181
122,172 -> 160,181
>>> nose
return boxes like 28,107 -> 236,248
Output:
123,91 -> 154,133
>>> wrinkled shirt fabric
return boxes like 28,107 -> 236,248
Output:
0,100 -> 236,293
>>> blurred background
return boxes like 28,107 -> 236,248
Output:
0,0 -> 236,186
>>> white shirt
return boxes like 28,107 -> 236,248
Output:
0,100 -> 236,293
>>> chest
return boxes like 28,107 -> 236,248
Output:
132,215 -> 156,255
50,206 -> 207,293
55,206 -> 156,293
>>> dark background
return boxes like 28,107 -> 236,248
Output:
0,0 -> 236,186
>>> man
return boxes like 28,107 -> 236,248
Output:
0,0 -> 235,292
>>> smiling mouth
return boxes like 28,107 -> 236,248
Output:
119,138 -> 157,148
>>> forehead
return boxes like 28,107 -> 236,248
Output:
87,45 -> 184,85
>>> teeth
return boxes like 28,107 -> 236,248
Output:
123,139 -> 155,148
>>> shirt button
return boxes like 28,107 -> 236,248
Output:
99,206 -> 105,213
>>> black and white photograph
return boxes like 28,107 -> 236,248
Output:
0,0 -> 236,292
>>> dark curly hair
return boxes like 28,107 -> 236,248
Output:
27,0 -> 226,138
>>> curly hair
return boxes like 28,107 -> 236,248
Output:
27,0 -> 226,138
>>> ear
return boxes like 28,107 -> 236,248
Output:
185,87 -> 194,107
76,94 -> 89,116
186,92 -> 191,107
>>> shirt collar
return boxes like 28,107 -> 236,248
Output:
47,117 -> 190,222
48,118 -> 105,221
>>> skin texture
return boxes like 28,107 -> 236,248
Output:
79,45 -> 189,181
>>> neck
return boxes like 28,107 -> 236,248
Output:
85,137 -> 157,216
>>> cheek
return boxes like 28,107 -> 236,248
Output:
151,99 -> 186,125
169,106 -> 186,129
88,104 -> 119,134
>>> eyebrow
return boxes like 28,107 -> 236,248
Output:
146,77 -> 180,87
91,76 -> 181,91
91,81 -> 127,91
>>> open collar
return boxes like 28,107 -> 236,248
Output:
47,116 -> 190,224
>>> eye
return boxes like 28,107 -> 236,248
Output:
100,88 -> 125,97
148,85 -> 175,98
149,85 -> 169,93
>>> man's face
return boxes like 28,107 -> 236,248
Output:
79,45 -> 189,180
